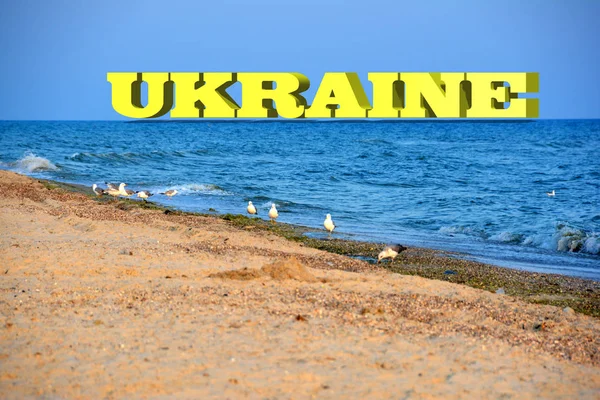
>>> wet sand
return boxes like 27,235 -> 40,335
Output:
1,170 -> 599,399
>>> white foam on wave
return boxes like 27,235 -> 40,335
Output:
14,152 -> 58,172
489,231 -> 524,244
438,225 -> 487,238
583,236 -> 600,254
260,201 -> 278,209
184,183 -> 230,195
522,234 -> 553,250
441,222 -> 600,256
522,224 -> 600,255
152,183 -> 231,196
551,223 -> 600,254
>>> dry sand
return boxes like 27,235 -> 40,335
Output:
0,170 -> 599,399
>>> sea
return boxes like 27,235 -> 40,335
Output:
1,120 -> 599,281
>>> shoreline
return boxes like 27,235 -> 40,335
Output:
34,173 -> 600,317
18,167 -> 600,281
2,169 -> 600,398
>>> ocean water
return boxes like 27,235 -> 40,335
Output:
1,120 -> 599,280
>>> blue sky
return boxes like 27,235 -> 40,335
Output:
0,0 -> 598,119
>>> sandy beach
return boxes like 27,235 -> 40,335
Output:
1,170 -> 599,399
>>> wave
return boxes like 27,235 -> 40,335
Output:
68,151 -> 142,163
252,198 -> 324,211
177,183 -> 231,196
439,223 -> 600,255
66,149 -> 206,163
127,182 -> 230,197
520,224 -> 600,255
489,231 -> 525,244
357,138 -> 394,145
551,223 -> 600,255
13,152 -> 58,172
438,225 -> 489,239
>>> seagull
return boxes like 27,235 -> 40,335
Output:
106,184 -> 122,198
268,204 -> 279,223
547,190 -> 556,197
92,184 -> 106,196
377,244 -> 407,264
324,213 -> 336,236
160,189 -> 178,198
247,201 -> 258,215
136,190 -> 153,201
105,182 -> 119,191
118,183 -> 135,197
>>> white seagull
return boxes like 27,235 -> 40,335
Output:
118,183 -> 135,197
324,213 -> 336,236
377,244 -> 407,264
268,204 -> 279,223
546,190 -> 556,197
106,185 -> 122,198
161,189 -> 178,198
247,201 -> 258,215
105,182 -> 119,191
92,184 -> 106,196
136,190 -> 153,201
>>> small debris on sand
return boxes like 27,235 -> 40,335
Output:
261,256 -> 317,282
210,267 -> 265,281
210,256 -> 317,282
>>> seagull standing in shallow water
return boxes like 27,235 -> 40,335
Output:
324,214 -> 336,236
160,189 -> 178,198
92,184 -> 105,196
377,244 -> 407,264
247,201 -> 258,216
547,190 -> 556,197
269,204 -> 279,223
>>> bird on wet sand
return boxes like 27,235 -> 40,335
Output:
161,189 -> 178,198
247,201 -> 258,216
118,183 -> 135,197
92,184 -> 106,196
377,244 -> 407,264
136,190 -> 153,201
547,190 -> 556,197
106,184 -> 122,198
269,204 -> 279,223
324,214 -> 336,236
